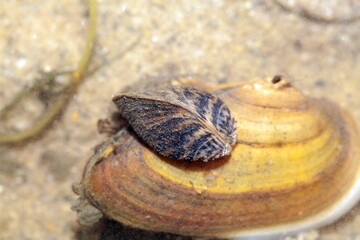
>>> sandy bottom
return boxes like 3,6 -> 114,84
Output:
0,0 -> 360,239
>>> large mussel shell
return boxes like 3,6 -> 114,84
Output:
77,78 -> 360,238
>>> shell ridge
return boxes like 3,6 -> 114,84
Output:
235,124 -> 328,147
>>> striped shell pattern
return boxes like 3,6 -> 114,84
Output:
112,86 -> 237,161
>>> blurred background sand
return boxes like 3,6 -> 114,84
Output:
0,1 -> 360,239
